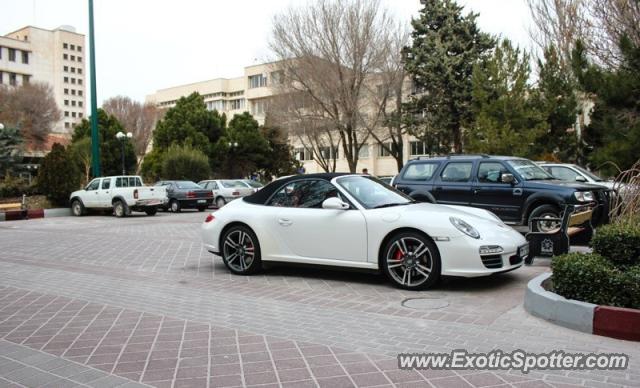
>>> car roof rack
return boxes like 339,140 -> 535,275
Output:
445,153 -> 490,159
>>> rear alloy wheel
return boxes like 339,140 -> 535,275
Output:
382,232 -> 440,290
528,204 -> 561,232
170,199 -> 181,213
221,226 -> 262,275
113,200 -> 129,218
71,199 -> 85,216
216,197 -> 226,208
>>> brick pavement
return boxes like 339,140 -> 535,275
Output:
0,212 -> 638,387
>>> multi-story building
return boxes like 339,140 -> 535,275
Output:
1,25 -> 86,135
146,61 -> 427,177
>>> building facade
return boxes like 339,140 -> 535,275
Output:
1,25 -> 86,135
146,62 -> 427,177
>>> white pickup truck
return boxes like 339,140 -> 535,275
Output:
69,176 -> 168,217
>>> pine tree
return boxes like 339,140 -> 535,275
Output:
403,0 -> 494,154
37,143 -> 82,205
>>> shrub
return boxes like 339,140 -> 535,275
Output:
161,144 -> 210,182
0,174 -> 39,198
620,265 -> 640,309
591,222 -> 640,267
37,143 -> 82,205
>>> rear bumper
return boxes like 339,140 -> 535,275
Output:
178,198 -> 214,208
134,198 -> 165,207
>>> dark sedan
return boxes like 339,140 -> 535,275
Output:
155,180 -> 214,212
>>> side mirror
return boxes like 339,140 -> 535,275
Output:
322,197 -> 349,210
575,176 -> 587,182
501,173 -> 515,184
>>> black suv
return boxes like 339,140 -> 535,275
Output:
393,155 -> 610,228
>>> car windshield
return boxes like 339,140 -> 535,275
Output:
506,160 -> 554,181
336,175 -> 413,209
221,180 -> 248,188
176,181 -> 201,189
244,180 -> 263,188
573,165 -> 604,182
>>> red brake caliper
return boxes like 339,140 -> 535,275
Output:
394,247 -> 403,262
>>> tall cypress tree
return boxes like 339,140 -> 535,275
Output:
403,0 -> 494,153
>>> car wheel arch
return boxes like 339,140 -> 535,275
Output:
218,221 -> 257,252
111,196 -> 127,205
377,227 -> 439,270
522,196 -> 564,224
70,196 -> 84,206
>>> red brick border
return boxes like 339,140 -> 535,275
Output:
593,305 -> 640,341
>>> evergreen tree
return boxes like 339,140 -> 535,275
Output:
0,124 -> 22,176
72,109 -> 137,177
534,45 -> 580,162
572,37 -> 640,175
466,39 -> 545,157
403,0 -> 494,153
37,143 -> 82,205
161,144 -> 211,182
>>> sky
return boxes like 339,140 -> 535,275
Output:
1,0 -> 534,105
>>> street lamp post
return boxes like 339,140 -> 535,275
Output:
228,142 -> 238,178
116,131 -> 132,175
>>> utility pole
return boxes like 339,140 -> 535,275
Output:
88,0 -> 100,176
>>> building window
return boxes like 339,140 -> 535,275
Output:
64,76 -> 69,83
64,88 -> 69,94
77,56 -> 82,62
78,79 -> 83,85
65,122 -> 70,129
207,100 -> 225,111
358,145 -> 369,158
248,74 -> 267,88
410,141 -> 427,156
78,90 -> 83,96
71,78 -> 76,84
78,68 -> 82,75
271,70 -> 284,85
77,45 -> 82,52
79,101 -> 83,107
22,74 -> 30,84
70,44 -> 75,50
8,48 -> 16,62
63,53 -> 68,60
21,51 -> 28,64
71,101 -> 76,107
71,89 -> 76,95
318,146 -> 338,160
9,73 -> 16,86
378,143 -> 392,157
64,111 -> 69,117
0,47 -> 2,59
294,147 -> 312,161
64,100 -> 69,106
70,55 -> 75,61
79,113 -> 83,118
229,99 -> 245,110
72,112 -> 76,118
252,99 -> 267,115
71,67 -> 76,73
64,66 -> 69,72
0,71 -> 3,84
63,43 -> 68,49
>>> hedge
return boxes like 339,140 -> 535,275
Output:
591,222 -> 640,267
551,253 -> 639,309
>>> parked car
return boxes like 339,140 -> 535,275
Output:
197,179 -> 255,208
377,175 -> 396,186
393,155 -> 611,230
242,179 -> 264,192
70,176 -> 167,217
538,163 -> 615,190
201,173 -> 528,290
155,180 -> 213,212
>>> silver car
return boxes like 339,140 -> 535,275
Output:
242,179 -> 264,192
197,179 -> 255,208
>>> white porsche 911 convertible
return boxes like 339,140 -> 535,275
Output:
201,173 -> 528,290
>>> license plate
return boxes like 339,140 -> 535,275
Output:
197,200 -> 206,203
518,244 -> 529,258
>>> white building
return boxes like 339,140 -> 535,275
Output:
1,25 -> 87,135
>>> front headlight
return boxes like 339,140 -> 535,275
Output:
574,191 -> 595,202
450,217 -> 480,239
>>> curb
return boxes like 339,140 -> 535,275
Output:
0,208 -> 70,222
525,272 -> 640,341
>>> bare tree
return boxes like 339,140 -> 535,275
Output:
270,0 -> 396,173
102,96 -> 162,172
527,0 -> 591,70
0,82 -> 61,148
588,0 -> 640,67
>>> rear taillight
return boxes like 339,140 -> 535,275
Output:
133,189 -> 138,199
232,191 -> 240,196
205,214 -> 215,223
187,191 -> 196,198
210,190 -> 214,197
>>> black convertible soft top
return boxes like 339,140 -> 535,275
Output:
243,173 -> 352,205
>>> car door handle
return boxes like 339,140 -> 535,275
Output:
278,218 -> 293,226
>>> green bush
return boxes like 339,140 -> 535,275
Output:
591,222 -> 640,267
161,144 -> 210,182
37,143 -> 82,205
552,253 -> 639,308
0,174 -> 39,198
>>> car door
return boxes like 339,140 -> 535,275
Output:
95,178 -> 113,208
82,178 -> 101,207
204,181 -> 220,198
432,162 -> 473,205
267,179 -> 367,262
471,161 -> 523,222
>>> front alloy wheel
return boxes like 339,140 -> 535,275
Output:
221,226 -> 261,275
71,200 -> 84,216
382,232 -> 440,290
